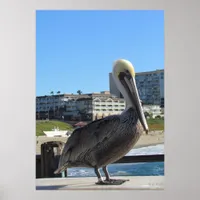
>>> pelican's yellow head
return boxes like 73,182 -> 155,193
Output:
113,59 -> 135,78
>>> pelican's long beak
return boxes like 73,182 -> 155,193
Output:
119,71 -> 149,134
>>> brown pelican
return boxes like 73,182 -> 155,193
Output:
54,59 -> 149,185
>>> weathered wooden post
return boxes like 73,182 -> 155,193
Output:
41,141 -> 67,178
36,155 -> 41,178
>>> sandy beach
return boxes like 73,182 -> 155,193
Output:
36,130 -> 164,155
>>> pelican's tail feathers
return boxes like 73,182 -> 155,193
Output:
54,149 -> 72,174
54,162 -> 69,174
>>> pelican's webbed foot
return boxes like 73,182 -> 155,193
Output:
100,166 -> 129,185
94,166 -> 129,185
95,179 -> 129,185
105,178 -> 129,185
95,180 -> 106,185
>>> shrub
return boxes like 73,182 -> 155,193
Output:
155,115 -> 161,119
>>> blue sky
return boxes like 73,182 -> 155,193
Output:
36,10 -> 164,96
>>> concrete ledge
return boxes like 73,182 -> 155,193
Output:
36,176 -> 164,190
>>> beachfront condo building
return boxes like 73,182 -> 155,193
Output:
36,93 -> 78,119
36,91 -> 126,121
109,69 -> 164,107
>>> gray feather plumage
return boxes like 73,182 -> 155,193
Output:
57,107 -> 143,170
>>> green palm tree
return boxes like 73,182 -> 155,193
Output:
77,90 -> 82,95
57,91 -> 61,117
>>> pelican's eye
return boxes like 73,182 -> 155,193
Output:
124,70 -> 132,80
118,70 -> 132,81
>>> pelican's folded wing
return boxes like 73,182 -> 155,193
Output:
60,115 -> 121,161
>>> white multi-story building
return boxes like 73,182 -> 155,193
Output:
36,93 -> 81,119
63,92 -> 126,121
36,91 -> 126,120
143,105 -> 163,118
91,94 -> 126,120
36,94 -> 73,111
109,69 -> 164,106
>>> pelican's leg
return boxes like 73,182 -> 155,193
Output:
102,166 -> 129,185
94,167 -> 104,185
102,166 -> 111,180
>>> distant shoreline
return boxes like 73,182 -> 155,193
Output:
133,131 -> 164,149
36,131 -> 164,155
133,142 -> 164,150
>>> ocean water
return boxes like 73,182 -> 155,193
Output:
67,144 -> 164,177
